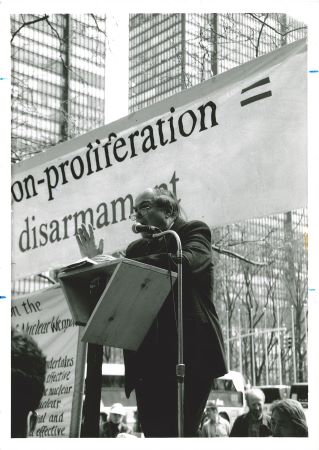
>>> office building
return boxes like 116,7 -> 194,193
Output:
128,13 -> 308,383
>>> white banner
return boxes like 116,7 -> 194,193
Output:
12,38 -> 307,279
11,286 -> 83,438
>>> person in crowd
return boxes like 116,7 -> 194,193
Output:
199,407 -> 208,431
102,403 -> 132,437
270,399 -> 308,437
230,388 -> 272,437
98,411 -> 108,437
75,187 -> 227,437
11,327 -> 46,438
200,400 -> 230,437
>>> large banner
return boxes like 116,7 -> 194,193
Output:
12,38 -> 307,279
11,286 -> 85,438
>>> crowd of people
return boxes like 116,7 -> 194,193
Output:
95,387 -> 308,438
198,388 -> 308,438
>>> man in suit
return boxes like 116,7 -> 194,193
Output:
76,187 -> 227,437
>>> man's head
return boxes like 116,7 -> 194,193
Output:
131,188 -> 180,233
270,399 -> 308,437
109,403 -> 126,425
205,400 -> 219,422
11,327 -> 46,437
246,388 -> 265,420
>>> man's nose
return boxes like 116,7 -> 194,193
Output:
136,209 -> 144,219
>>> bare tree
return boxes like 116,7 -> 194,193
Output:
212,209 -> 307,385
179,13 -> 306,86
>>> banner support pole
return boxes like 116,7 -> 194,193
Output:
69,327 -> 87,437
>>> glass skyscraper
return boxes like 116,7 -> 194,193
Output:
11,14 -> 106,163
129,13 -> 306,111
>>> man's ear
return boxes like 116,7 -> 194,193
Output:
27,411 -> 38,436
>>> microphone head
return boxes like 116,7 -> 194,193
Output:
131,223 -> 142,234
131,223 -> 158,234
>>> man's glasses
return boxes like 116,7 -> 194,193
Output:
129,205 -> 153,221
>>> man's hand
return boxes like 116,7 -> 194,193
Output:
75,223 -> 104,258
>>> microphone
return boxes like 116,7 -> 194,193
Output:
132,223 -> 159,234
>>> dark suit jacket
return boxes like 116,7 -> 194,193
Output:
230,412 -> 272,437
123,217 -> 227,397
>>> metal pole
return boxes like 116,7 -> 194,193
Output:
277,303 -> 283,384
238,308 -> 243,375
226,309 -> 230,370
291,305 -> 297,382
304,303 -> 308,356
264,307 -> 269,385
181,14 -> 186,90
153,229 -> 184,437
250,308 -> 256,386
176,240 -> 184,437
304,303 -> 308,378
61,14 -> 70,139
251,332 -> 256,386
69,327 -> 87,437
228,327 -> 285,340
211,13 -> 218,76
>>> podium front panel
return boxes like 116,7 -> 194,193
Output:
82,259 -> 177,350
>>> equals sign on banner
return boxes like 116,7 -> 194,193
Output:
240,77 -> 272,107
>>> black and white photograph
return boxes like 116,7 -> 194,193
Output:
2,1 -> 319,448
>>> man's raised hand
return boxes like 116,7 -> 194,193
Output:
75,223 -> 104,258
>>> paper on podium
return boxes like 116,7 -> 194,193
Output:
58,258 -> 177,351
59,257 -> 97,271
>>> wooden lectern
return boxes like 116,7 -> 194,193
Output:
58,258 -> 177,351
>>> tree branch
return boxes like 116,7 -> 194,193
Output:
90,14 -> 107,37
255,13 -> 269,57
44,15 -> 62,42
11,14 -> 49,42
37,273 -> 57,284
212,244 -> 273,266
248,13 -> 307,37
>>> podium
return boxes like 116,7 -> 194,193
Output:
58,258 -> 177,351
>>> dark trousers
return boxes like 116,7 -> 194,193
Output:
135,372 -> 214,437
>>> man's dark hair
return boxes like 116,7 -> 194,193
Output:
11,327 -> 46,437
152,188 -> 180,218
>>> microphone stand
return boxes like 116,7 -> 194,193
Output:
152,230 -> 184,437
